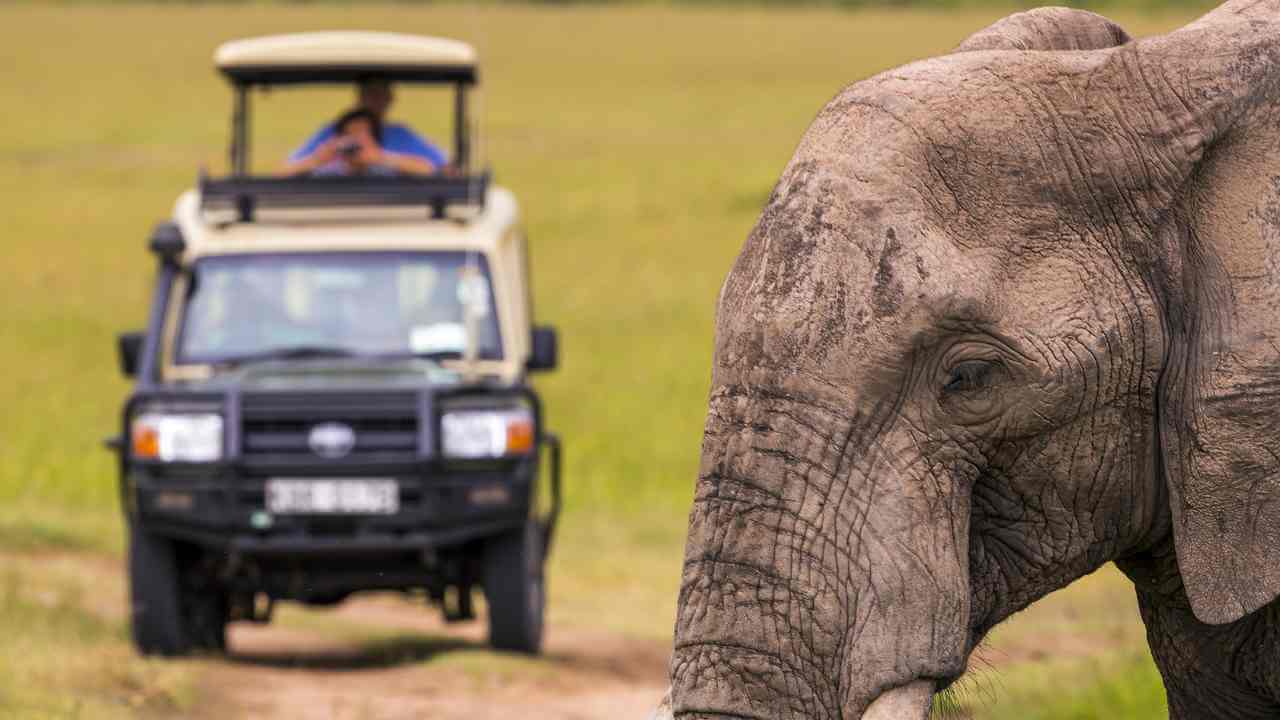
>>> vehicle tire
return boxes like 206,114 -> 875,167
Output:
482,521 -> 545,654
128,525 -> 190,656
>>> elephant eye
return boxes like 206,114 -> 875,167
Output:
943,360 -> 999,394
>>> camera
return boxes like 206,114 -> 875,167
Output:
337,139 -> 361,158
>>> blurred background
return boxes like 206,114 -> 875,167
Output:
0,2 -> 1212,718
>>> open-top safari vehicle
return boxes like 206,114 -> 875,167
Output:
108,32 -> 562,656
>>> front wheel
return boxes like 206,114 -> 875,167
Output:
481,521 -> 545,654
128,527 -> 227,656
128,526 -> 189,656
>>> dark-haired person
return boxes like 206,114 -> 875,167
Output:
283,109 -> 436,177
285,78 -> 446,176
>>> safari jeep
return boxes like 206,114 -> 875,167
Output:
108,33 -> 561,656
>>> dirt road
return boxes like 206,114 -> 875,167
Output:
3,549 -> 670,720
198,596 -> 671,720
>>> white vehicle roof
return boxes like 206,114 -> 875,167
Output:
215,32 -> 477,74
176,186 -> 517,259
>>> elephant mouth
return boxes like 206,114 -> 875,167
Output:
933,666 -> 967,693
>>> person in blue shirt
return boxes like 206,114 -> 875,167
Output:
283,78 -> 447,177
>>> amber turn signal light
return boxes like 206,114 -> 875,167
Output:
506,417 -> 535,455
132,424 -> 161,459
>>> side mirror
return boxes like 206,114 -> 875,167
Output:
149,221 -> 185,264
527,326 -> 558,372
118,331 -> 144,378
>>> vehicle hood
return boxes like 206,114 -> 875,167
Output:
174,358 -> 468,393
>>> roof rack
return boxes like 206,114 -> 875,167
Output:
214,32 -> 480,176
199,173 -> 491,222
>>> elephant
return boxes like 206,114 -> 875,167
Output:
664,3 -> 1280,719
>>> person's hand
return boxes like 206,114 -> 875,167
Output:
312,137 -> 343,164
281,136 -> 346,177
356,139 -> 385,167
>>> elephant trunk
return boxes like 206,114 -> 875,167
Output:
669,390 -> 971,719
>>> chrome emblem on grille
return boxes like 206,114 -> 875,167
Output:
308,422 -> 356,459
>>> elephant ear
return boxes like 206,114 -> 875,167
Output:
956,7 -> 1130,52
1140,2 -> 1280,624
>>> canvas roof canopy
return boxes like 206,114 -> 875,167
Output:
214,32 -> 479,85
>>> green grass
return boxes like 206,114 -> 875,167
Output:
943,649 -> 1167,720
0,3 -> 1199,717
0,559 -> 196,718
934,565 -> 1169,718
20,0 -> 1223,12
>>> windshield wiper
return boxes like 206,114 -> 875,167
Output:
220,345 -> 367,367
410,350 -> 463,361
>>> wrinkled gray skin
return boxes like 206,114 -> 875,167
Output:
668,3 -> 1280,718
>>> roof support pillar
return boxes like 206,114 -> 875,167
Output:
453,82 -> 470,172
230,85 -> 251,176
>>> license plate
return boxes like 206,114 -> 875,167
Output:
265,478 -> 399,515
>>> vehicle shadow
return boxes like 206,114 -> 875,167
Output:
225,627 -> 670,684
227,632 -> 481,671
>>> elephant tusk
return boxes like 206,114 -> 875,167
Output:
862,679 -> 935,720
647,682 -> 932,719
647,688 -> 673,720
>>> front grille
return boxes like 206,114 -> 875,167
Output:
240,392 -> 419,461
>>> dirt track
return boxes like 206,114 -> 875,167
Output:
197,597 -> 671,720
3,550 -> 669,720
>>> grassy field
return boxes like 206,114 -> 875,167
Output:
0,3 -> 1203,717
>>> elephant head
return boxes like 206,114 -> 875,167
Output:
669,3 -> 1280,718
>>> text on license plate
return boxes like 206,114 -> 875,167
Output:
265,478 -> 400,515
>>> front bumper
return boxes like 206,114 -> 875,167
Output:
115,385 -> 564,559
128,459 -> 538,554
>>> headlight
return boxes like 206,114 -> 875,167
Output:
131,412 -> 224,462
441,407 -> 534,459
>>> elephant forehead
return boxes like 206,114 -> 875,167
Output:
793,45 -> 1193,242
713,110 -> 1002,390
714,170 -> 995,393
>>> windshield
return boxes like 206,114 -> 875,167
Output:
176,252 -> 502,365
